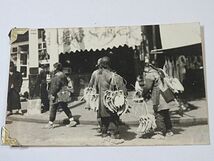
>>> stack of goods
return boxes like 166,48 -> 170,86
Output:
83,87 -> 99,111
136,101 -> 156,137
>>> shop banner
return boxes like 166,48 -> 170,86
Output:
57,26 -> 142,53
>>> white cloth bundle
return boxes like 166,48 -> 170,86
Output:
83,87 -> 99,111
164,77 -> 184,93
136,101 -> 157,135
103,90 -> 128,115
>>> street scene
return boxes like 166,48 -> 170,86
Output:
3,22 -> 209,146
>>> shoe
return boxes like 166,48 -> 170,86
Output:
110,138 -> 125,144
15,110 -> 23,115
111,134 -> 121,139
118,120 -> 126,126
102,133 -> 109,138
44,123 -> 54,129
97,128 -> 102,133
7,111 -> 13,117
166,131 -> 174,137
151,133 -> 165,139
180,105 -> 187,111
136,133 -> 143,138
66,120 -> 77,127
41,109 -> 49,113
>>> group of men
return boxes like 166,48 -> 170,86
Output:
7,56 -> 174,142
86,56 -> 174,140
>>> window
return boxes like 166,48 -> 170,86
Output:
38,29 -> 46,41
19,45 -> 29,79
11,47 -> 18,66
12,47 -> 17,52
38,43 -> 42,49
20,54 -> 27,65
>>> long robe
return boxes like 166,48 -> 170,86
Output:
7,71 -> 23,110
89,69 -> 114,117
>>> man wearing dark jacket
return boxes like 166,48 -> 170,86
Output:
45,62 -> 77,129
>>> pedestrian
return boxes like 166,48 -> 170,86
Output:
88,57 -> 123,141
7,61 -> 23,116
38,65 -> 49,113
142,61 -> 174,139
44,62 -> 77,129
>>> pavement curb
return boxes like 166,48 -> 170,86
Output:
6,115 -> 208,127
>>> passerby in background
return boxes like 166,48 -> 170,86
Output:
142,60 -> 174,139
38,65 -> 49,113
44,62 -> 77,129
7,61 -> 23,116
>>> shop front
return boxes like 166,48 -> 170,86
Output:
59,45 -> 140,97
47,26 -> 144,97
151,43 -> 206,99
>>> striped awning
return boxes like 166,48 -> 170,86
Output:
56,26 -> 142,53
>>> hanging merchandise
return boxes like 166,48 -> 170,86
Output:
103,90 -> 129,115
136,101 -> 156,137
163,57 -> 169,76
170,78 -> 184,92
103,72 -> 130,116
170,57 -> 175,78
168,57 -> 173,77
83,87 -> 99,111
173,56 -> 179,79
176,55 -> 187,83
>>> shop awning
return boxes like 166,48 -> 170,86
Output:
55,26 -> 142,53
151,23 -> 202,55
159,22 -> 202,49
151,43 -> 202,55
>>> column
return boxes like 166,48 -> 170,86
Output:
27,29 -> 41,115
45,28 -> 59,71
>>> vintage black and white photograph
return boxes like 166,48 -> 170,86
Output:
2,22 -> 209,146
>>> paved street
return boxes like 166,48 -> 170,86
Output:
7,96 -> 209,126
5,121 -> 209,146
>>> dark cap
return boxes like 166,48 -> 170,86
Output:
101,56 -> 111,69
53,62 -> 62,71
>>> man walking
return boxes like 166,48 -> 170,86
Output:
45,62 -> 77,129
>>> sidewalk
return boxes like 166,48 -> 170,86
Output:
6,93 -> 209,127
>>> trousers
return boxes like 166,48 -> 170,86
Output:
155,109 -> 172,135
49,102 -> 72,122
101,114 -> 119,135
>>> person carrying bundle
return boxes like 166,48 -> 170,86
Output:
88,56 -> 127,143
140,60 -> 174,139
